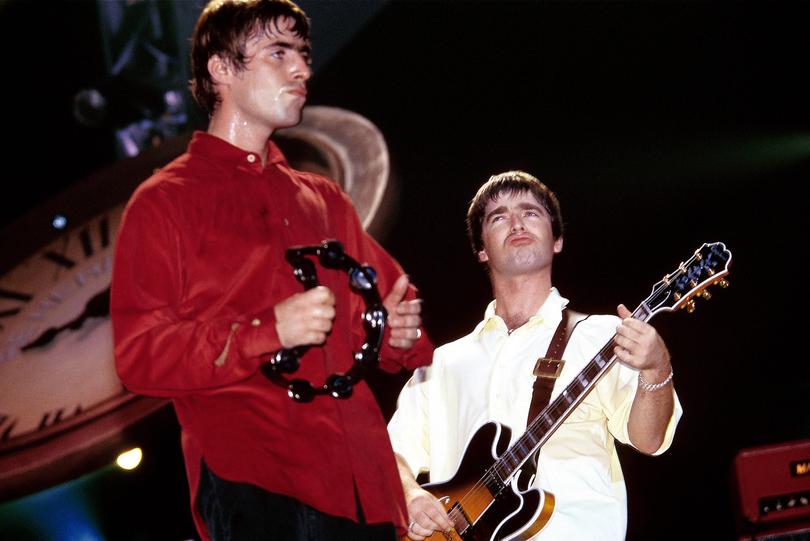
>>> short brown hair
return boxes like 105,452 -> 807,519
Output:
190,0 -> 310,114
466,170 -> 564,254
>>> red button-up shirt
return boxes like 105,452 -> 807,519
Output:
111,131 -> 432,539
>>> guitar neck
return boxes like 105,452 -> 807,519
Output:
493,303 -> 654,482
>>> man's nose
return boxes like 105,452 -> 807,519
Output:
291,53 -> 312,81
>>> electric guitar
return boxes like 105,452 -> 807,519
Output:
415,241 -> 732,541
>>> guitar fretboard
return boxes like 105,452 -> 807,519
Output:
492,303 -> 653,482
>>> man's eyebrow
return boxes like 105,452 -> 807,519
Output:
484,205 -> 507,223
266,39 -> 311,55
516,202 -> 544,212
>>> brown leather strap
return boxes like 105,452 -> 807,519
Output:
526,309 -> 586,424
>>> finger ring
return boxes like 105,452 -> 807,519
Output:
409,519 -> 417,531
415,328 -> 422,340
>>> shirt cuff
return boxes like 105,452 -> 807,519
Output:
378,326 -> 434,373
234,308 -> 283,361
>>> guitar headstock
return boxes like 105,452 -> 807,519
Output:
645,242 -> 732,316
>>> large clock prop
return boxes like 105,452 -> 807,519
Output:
0,106 -> 391,500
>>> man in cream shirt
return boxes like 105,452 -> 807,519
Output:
388,171 -> 682,541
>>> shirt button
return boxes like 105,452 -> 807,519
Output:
251,318 -> 261,327
246,154 -> 256,163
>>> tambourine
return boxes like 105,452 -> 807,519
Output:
260,240 -> 386,402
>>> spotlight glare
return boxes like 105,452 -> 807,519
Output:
116,447 -> 143,471
52,214 -> 67,230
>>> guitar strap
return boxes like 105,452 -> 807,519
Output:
526,308 -> 588,426
520,308 -> 587,483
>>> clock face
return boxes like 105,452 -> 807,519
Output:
0,203 -> 129,450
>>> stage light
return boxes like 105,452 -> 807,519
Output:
72,88 -> 108,128
116,447 -> 143,471
52,214 -> 67,230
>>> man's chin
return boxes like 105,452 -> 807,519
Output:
275,114 -> 303,130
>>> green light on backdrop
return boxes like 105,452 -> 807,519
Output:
0,467 -> 109,541
722,133 -> 810,167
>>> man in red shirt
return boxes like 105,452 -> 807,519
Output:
110,1 -> 432,540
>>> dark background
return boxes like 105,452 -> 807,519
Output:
1,1 -> 809,540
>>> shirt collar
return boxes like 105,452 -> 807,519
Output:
474,287 -> 569,338
187,131 -> 287,167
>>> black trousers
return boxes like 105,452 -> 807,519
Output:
197,461 -> 396,541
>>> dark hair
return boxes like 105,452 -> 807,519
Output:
466,170 -> 563,254
190,0 -> 310,114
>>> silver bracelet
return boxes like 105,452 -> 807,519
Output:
638,367 -> 674,392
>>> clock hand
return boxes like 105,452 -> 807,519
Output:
67,287 -> 111,328
20,325 -> 65,351
21,287 -> 111,351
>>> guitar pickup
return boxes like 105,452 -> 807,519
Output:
533,357 -> 565,379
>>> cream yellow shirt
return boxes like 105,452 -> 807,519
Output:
388,288 -> 682,541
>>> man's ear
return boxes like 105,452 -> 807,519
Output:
477,250 -> 489,263
208,54 -> 232,86
553,236 -> 564,254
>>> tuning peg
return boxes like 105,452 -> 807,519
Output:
685,300 -> 696,313
718,279 -> 730,288
699,289 -> 712,300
